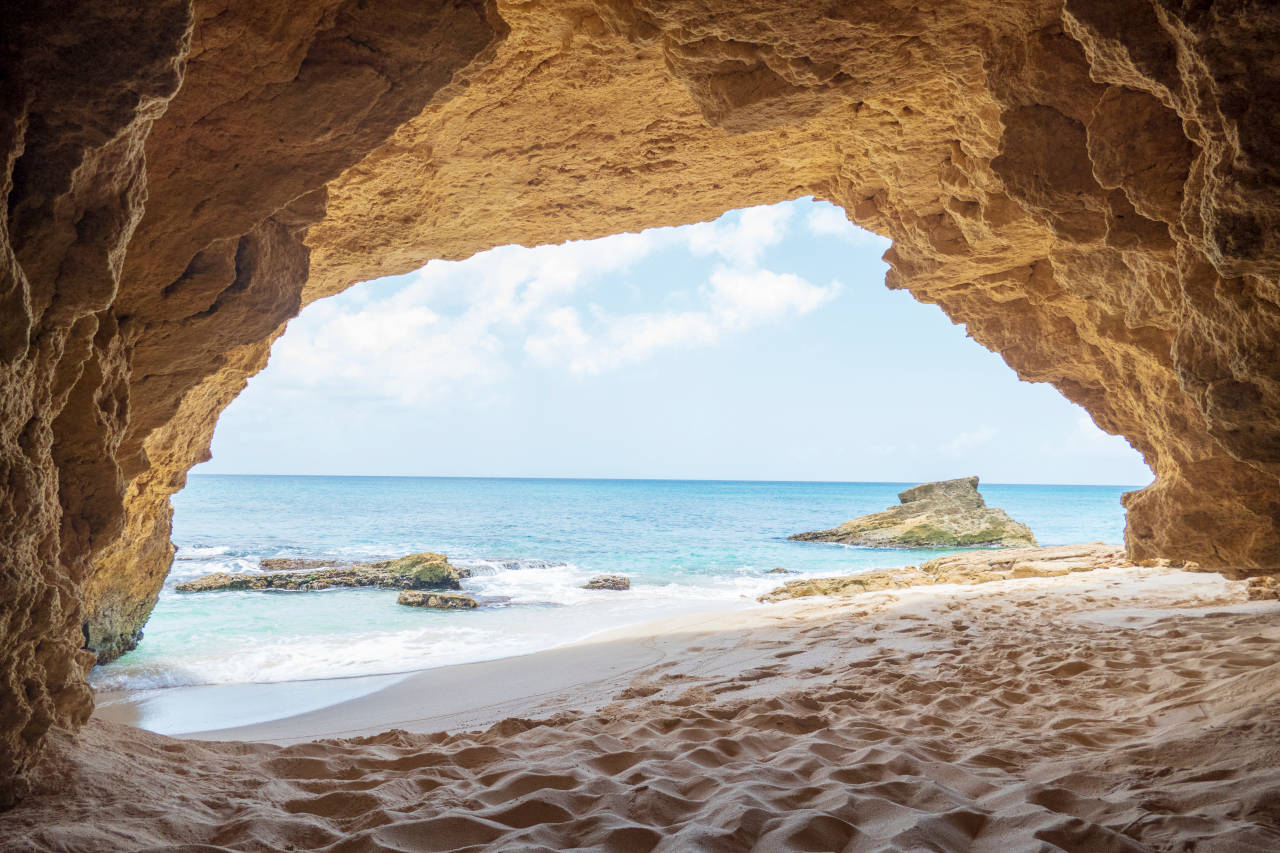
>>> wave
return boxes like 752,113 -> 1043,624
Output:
454,557 -> 570,575
112,544 -> 851,690
90,624 -> 522,691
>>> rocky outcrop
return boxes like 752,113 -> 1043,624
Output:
3,0 -> 1280,806
363,553 -> 464,585
258,558 -> 335,572
583,575 -> 631,591
1247,576 -> 1280,602
175,552 -> 462,592
397,590 -> 478,610
759,543 -> 1131,602
791,477 -> 1037,548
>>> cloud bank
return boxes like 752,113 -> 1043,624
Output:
267,200 -> 857,403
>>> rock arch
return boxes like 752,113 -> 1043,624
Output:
2,0 -> 1277,804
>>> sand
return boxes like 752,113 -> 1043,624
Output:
4,565 -> 1279,851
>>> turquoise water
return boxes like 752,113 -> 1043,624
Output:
92,476 -> 1136,691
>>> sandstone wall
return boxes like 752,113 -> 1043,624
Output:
2,0 -> 1277,804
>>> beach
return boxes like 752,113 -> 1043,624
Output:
8,0 -> 1280,838
7,563 -> 1279,850
90,476 -> 1134,697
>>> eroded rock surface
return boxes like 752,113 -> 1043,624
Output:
257,558 -> 335,572
1247,576 -> 1280,601
175,552 -> 462,593
791,476 -> 1037,548
759,542 -> 1131,602
397,590 -> 478,610
583,575 -> 631,591
3,0 -> 1280,804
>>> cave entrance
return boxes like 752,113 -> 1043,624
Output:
89,198 -> 1150,735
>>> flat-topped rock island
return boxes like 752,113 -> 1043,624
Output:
791,476 -> 1038,549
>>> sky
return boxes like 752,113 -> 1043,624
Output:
194,198 -> 1153,486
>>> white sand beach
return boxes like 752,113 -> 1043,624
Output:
5,563 -> 1279,851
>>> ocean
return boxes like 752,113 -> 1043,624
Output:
91,475 -> 1135,694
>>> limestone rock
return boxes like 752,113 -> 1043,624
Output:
176,553 -> 462,593
583,575 -> 631,591
918,542 -> 1129,582
1246,576 -> 1280,602
4,0 -> 1280,806
397,590 -> 478,610
259,558 -> 336,572
363,553 -> 460,587
759,567 -> 932,602
790,477 -> 1037,549
760,543 -> 1129,602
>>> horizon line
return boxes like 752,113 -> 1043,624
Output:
189,472 -> 1149,489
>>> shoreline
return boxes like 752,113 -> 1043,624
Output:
91,598 -> 762,737
11,564 -> 1280,850
92,600 -> 791,739
95,542 -> 1143,736
93,560 -> 1272,748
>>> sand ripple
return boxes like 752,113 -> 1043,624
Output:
4,567 -> 1279,851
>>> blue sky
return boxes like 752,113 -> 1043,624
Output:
196,198 -> 1153,486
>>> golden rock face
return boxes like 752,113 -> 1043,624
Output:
1,0 -> 1277,803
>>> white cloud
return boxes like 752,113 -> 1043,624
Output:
945,425 -> 998,453
263,201 -> 844,403
525,266 -> 840,375
804,201 -> 887,247
405,229 -> 667,328
267,230 -> 672,404
1070,413 -> 1111,445
682,203 -> 793,267
1061,412 -> 1138,455
269,302 -> 506,405
706,267 -> 837,329
805,203 -> 853,237
522,306 -> 595,369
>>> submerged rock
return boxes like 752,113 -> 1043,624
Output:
766,567 -> 797,575
397,590 -> 478,609
789,477 -> 1037,549
583,575 -> 630,591
759,543 -> 1129,602
176,552 -> 463,593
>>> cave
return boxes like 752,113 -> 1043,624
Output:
2,0 -> 1278,818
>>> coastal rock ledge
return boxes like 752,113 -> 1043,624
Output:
176,553 -> 463,593
790,477 -> 1037,549
397,591 -> 477,610
761,543 -> 1128,602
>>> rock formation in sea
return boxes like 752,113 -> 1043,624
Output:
760,542 -> 1131,602
791,477 -> 1037,548
2,0 -> 1280,805
175,552 -> 463,592
397,590 -> 479,610
257,558 -> 335,572
583,575 -> 631,591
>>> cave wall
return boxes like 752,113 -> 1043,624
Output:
2,0 -> 1277,804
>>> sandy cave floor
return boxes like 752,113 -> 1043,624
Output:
3,566 -> 1279,852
